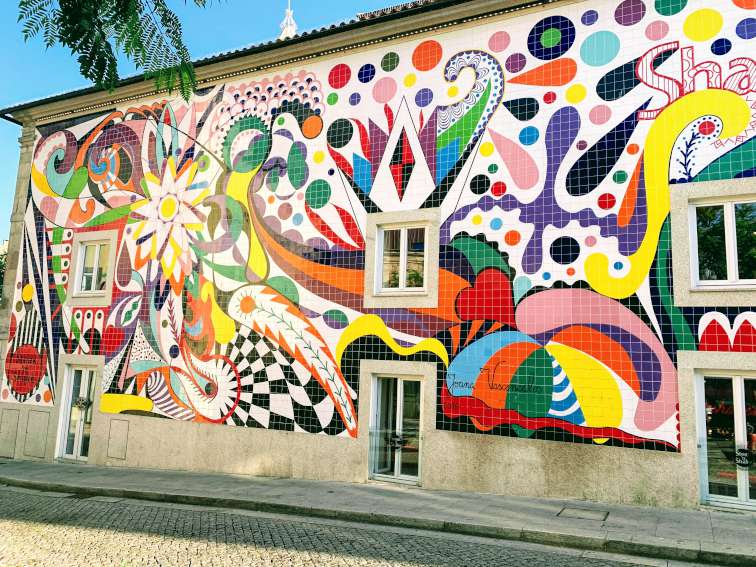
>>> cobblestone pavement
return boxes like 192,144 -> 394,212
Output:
0,486 -> 694,567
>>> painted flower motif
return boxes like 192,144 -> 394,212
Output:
131,157 -> 209,294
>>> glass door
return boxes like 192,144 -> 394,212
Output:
745,379 -> 755,502
62,367 -> 97,461
703,375 -> 755,507
370,377 -> 421,483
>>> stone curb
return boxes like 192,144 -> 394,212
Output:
1,474 -> 754,566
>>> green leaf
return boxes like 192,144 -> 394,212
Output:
84,203 -> 133,227
18,0 -> 214,100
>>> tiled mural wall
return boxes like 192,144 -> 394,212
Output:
3,0 -> 756,452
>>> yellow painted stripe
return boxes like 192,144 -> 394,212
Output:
336,314 -> 449,366
100,393 -> 153,414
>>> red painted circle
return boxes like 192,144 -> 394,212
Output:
543,91 -> 556,104
598,193 -> 616,209
491,181 -> 507,197
328,64 -> 351,89
698,120 -> 715,135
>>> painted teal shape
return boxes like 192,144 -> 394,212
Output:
580,31 -> 621,67
513,276 -> 532,303
170,369 -> 191,407
184,318 -> 203,336
130,361 -> 168,373
512,424 -> 536,438
692,136 -> 756,182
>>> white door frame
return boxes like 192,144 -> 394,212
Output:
369,374 -> 423,485
55,364 -> 97,462
696,371 -> 755,510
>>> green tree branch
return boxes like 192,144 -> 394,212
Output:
18,0 -> 219,101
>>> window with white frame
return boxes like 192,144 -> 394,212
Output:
364,209 -> 439,309
77,241 -> 111,294
377,225 -> 427,293
692,200 -> 756,286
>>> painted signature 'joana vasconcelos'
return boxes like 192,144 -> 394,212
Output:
1,0 -> 755,508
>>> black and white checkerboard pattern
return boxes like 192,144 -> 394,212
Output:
224,325 -> 348,435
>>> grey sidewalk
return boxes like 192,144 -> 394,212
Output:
0,459 -> 754,566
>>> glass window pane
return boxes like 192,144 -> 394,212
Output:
400,380 -> 420,478
79,371 -> 97,458
744,379 -> 756,501
65,369 -> 83,456
374,377 -> 397,476
381,229 -> 401,289
735,202 -> 756,280
704,377 -> 738,498
696,205 -> 727,281
406,228 -> 425,288
96,243 -> 110,291
80,244 -> 96,292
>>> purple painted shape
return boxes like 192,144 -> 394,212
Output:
368,119 -> 388,177
419,109 -> 438,181
441,106 -> 648,274
506,53 -> 526,73
299,306 -> 321,319
614,0 -> 646,27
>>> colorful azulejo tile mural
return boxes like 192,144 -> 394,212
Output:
3,0 -> 756,451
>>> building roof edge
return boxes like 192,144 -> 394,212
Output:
0,0 -> 553,123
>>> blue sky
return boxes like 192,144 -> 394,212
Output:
0,0 -> 390,241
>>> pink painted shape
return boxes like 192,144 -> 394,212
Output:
105,194 -> 134,209
488,128 -> 539,190
515,288 -> 677,432
39,196 -> 59,220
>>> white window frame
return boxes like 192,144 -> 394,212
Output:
76,241 -> 110,295
689,199 -> 756,289
363,209 -> 439,309
68,230 -> 118,308
376,224 -> 428,294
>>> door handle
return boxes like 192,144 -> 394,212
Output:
73,397 -> 92,411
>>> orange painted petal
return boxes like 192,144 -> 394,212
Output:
68,199 -> 96,225
509,58 -> 577,87
449,324 -> 461,355
465,320 -> 485,347
75,112 -> 123,168
550,325 -> 641,396
617,154 -> 643,228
